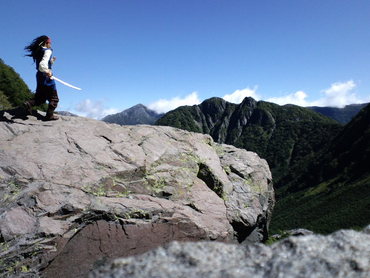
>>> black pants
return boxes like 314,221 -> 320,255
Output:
29,86 -> 59,110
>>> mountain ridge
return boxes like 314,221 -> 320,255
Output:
307,103 -> 368,124
101,100 -> 367,129
156,97 -> 343,184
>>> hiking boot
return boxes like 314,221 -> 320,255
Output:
23,101 -> 33,115
45,105 -> 59,121
45,113 -> 59,121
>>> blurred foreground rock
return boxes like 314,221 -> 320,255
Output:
91,226 -> 370,278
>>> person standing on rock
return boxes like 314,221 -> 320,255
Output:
24,35 -> 59,121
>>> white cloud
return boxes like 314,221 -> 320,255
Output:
222,87 -> 260,104
265,80 -> 367,108
74,99 -> 119,119
312,80 -> 359,107
267,90 -> 309,106
148,92 -> 201,113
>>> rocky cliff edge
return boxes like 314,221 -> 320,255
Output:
0,109 -> 274,277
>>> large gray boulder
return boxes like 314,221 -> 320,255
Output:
91,226 -> 370,278
0,109 -> 274,278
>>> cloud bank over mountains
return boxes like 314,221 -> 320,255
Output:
73,80 -> 369,119
267,80 -> 363,108
145,80 -> 367,114
147,92 -> 201,114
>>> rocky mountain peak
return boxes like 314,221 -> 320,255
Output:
102,104 -> 163,125
240,96 -> 257,107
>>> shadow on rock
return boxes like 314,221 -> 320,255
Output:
0,107 -> 46,122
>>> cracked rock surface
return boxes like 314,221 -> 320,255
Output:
0,109 -> 274,277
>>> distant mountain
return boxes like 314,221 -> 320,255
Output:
271,103 -> 370,234
156,97 -> 342,184
307,103 -> 368,124
56,111 -> 78,117
102,104 -> 163,125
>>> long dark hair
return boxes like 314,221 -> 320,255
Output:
24,35 -> 50,62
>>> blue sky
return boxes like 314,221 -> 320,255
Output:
1,0 -> 370,119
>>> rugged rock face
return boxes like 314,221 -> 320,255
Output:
0,108 -> 274,278
91,226 -> 370,278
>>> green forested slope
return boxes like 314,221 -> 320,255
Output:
271,103 -> 370,234
0,59 -> 32,109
